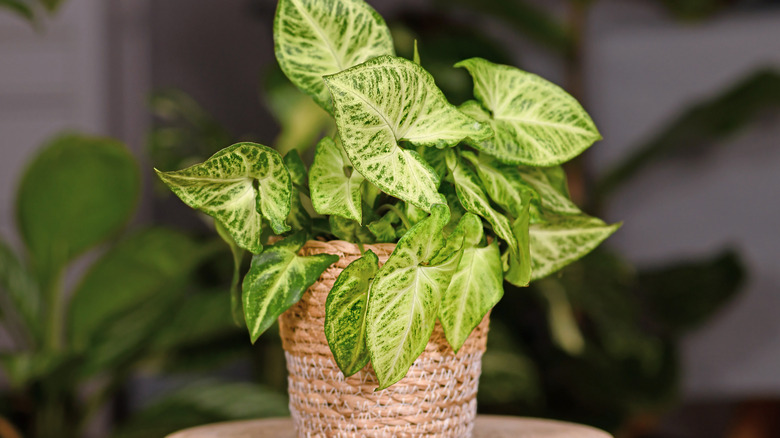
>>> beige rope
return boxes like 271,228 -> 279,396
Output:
279,240 -> 489,437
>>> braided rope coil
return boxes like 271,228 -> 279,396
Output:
279,240 -> 490,438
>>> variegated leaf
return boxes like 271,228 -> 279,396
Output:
324,55 -> 491,211
462,151 -> 536,219
329,215 -> 375,243
367,210 -> 402,243
519,164 -> 580,219
310,137 -> 365,222
155,143 -> 292,254
439,214 -> 503,352
457,57 -> 600,166
284,150 -> 309,195
242,232 -> 338,342
325,250 -> 379,376
530,213 -> 620,281
504,207 -> 532,287
274,0 -> 395,111
448,156 -> 519,261
366,205 -> 460,389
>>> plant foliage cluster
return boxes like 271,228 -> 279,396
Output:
156,0 -> 618,390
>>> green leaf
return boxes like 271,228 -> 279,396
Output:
16,134 -> 139,282
287,191 -> 313,232
0,238 -> 40,342
215,220 -> 246,325
448,156 -> 519,262
242,232 -> 338,342
413,39 -> 421,65
462,152 -> 535,219
504,206 -> 532,287
329,215 -> 374,244
457,58 -> 600,166
155,142 -> 292,254
68,228 -> 205,351
595,70 -> 780,200
325,250 -> 379,376
639,250 -> 745,335
39,0 -> 65,13
366,204 -> 460,389
366,210 -> 402,243
0,0 -> 34,21
112,380 -> 288,438
284,150 -> 309,196
310,137 -> 365,222
529,213 -> 620,281
439,214 -> 503,352
324,55 -> 491,211
273,0 -> 395,111
519,165 -> 579,218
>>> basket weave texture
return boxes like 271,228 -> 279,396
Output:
279,240 -> 490,438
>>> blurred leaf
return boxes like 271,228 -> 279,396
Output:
436,0 -> 571,54
0,0 -> 34,21
147,90 -> 233,172
215,221 -> 245,325
16,134 -> 139,285
638,250 -> 745,335
263,68 -> 334,156
112,380 -> 288,438
0,351 -> 65,389
39,0 -> 65,13
596,69 -> 780,201
67,228 -> 207,352
0,238 -> 40,343
656,0 -> 731,20
390,16 -> 511,104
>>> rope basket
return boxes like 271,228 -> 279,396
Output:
279,240 -> 490,438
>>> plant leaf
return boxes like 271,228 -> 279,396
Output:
324,55 -> 491,211
366,204 -> 460,389
439,214 -> 503,352
457,57 -> 600,166
112,380 -> 288,438
519,164 -> 579,218
215,220 -> 246,325
0,238 -> 41,344
155,142 -> 292,253
67,228 -> 206,351
273,0 -> 395,111
329,215 -> 375,244
242,232 -> 338,342
462,151 -> 535,219
310,137 -> 365,222
448,156 -> 519,261
529,213 -> 620,281
284,150 -> 309,196
16,134 -> 139,283
325,250 -> 379,376
0,0 -> 34,21
504,205 -> 532,287
367,210 -> 402,243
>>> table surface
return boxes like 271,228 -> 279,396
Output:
167,415 -> 612,438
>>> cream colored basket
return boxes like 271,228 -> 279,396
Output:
278,240 -> 490,438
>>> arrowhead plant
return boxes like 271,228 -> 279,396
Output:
155,0 -> 619,389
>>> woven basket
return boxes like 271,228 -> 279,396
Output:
279,240 -> 490,438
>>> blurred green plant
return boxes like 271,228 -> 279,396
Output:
0,0 -> 66,24
0,134 -> 286,438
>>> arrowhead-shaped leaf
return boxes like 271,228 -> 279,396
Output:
439,214 -> 504,352
325,250 -> 379,376
519,164 -> 580,218
274,0 -> 395,111
504,208 -> 532,287
529,213 -> 620,281
310,137 -> 365,222
462,151 -> 535,219
456,57 -> 600,166
155,143 -> 292,254
448,156 -> 520,262
324,55 -> 491,211
366,204 -> 461,389
242,232 -> 338,342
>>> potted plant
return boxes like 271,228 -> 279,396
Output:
155,0 -> 619,435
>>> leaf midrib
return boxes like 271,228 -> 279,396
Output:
290,0 -> 345,71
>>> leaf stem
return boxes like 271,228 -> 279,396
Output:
376,204 -> 412,229
43,271 -> 64,351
